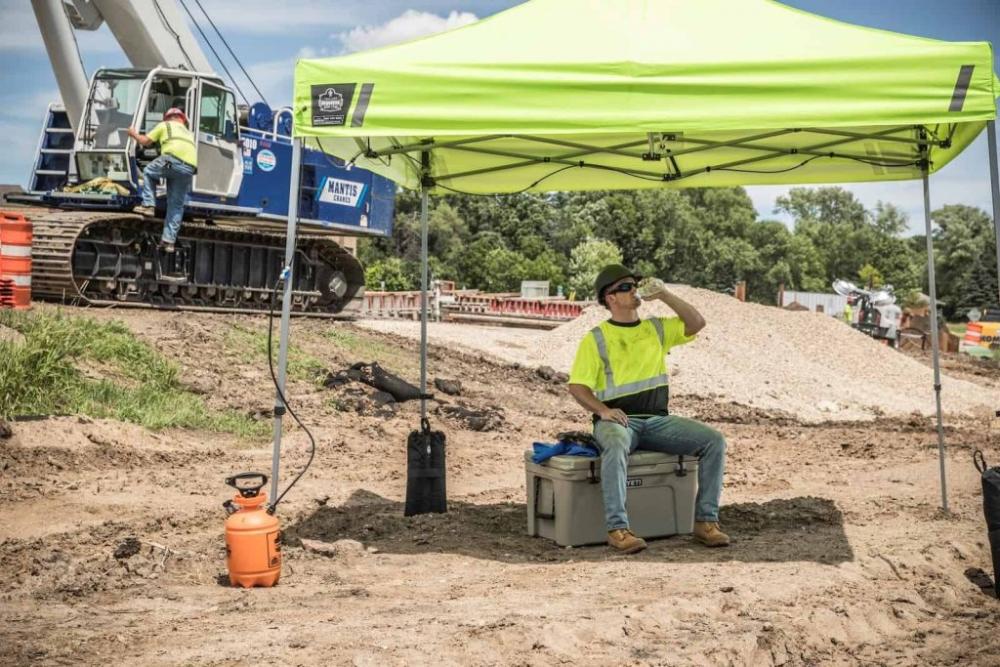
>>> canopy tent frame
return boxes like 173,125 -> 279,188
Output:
268,119 -> 1000,514
333,125 -> 951,194
266,0 -> 999,513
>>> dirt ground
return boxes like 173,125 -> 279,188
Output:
2,307 -> 1000,666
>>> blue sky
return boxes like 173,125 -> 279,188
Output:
0,0 -> 996,233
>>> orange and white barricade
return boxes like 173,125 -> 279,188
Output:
0,211 -> 33,309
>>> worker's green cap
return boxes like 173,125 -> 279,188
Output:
595,264 -> 642,305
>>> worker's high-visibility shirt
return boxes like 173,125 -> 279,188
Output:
147,120 -> 198,168
569,317 -> 695,419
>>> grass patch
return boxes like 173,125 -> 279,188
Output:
322,326 -> 416,372
947,322 -> 967,336
224,323 -> 327,384
0,309 -> 267,438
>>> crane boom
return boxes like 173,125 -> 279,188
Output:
30,0 -> 90,133
83,0 -> 214,73
33,0 -> 216,134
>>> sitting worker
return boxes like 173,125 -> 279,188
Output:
567,264 -> 729,554
127,108 -> 198,252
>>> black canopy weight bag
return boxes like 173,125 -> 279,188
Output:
405,418 -> 447,516
974,450 -> 1000,598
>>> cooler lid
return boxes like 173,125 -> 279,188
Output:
524,449 -> 685,471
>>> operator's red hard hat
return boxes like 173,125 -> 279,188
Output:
164,108 -> 189,126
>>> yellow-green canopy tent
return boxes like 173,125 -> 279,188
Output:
292,0 -> 997,194
268,0 -> 1000,511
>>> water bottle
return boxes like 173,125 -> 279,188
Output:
637,277 -> 666,299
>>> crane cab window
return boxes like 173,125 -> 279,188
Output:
142,77 -> 192,132
199,83 -> 238,142
83,74 -> 144,149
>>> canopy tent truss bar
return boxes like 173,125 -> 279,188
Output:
802,126 -> 956,147
361,125 -> 936,192
432,137 -> 654,183
361,134 -> 512,158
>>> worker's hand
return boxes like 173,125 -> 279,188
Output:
127,127 -> 139,140
597,407 -> 629,427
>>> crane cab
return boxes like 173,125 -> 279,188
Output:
71,66 -> 242,206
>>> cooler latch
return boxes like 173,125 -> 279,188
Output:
676,455 -> 688,477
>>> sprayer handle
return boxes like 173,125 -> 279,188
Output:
225,472 -> 269,497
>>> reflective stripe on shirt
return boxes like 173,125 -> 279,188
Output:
151,121 -> 198,167
590,318 -> 668,401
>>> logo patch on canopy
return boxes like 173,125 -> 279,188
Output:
312,84 -> 356,126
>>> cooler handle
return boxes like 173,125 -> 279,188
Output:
974,449 -> 988,474
533,477 -> 555,520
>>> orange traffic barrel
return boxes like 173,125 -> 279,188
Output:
0,211 -> 32,310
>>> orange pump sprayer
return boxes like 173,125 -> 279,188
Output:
224,472 -> 281,588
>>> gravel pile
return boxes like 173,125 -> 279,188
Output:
358,286 -> 998,422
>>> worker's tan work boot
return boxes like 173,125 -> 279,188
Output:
693,522 -> 730,547
608,528 -> 647,554
134,205 -> 155,218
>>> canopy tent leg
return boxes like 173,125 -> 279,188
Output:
269,137 -> 302,504
988,120 -> 1000,305
922,168 -> 948,513
420,152 -> 430,419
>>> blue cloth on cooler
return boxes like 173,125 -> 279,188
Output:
531,441 -> 600,464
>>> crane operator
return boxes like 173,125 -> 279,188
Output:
128,108 -> 198,253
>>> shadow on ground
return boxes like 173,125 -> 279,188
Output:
284,490 -> 854,564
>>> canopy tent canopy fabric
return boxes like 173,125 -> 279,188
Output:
292,0 -> 998,195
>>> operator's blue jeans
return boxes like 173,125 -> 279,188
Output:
142,154 -> 194,244
594,415 -> 726,530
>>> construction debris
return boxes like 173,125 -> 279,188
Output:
434,378 -> 463,396
438,403 -> 504,431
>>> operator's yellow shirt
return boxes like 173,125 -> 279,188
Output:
148,120 -> 198,168
569,317 -> 694,418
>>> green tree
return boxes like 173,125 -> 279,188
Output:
449,232 -> 503,289
775,187 -> 922,294
857,263 -> 883,288
364,257 -> 414,291
480,247 -> 530,292
932,204 -> 998,318
569,238 -> 623,299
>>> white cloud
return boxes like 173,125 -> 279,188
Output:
337,9 -> 478,54
242,9 -> 481,106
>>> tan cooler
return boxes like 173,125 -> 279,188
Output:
525,449 -> 697,547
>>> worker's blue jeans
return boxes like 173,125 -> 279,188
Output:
594,415 -> 726,530
142,155 -> 194,244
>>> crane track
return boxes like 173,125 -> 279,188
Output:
11,205 -> 365,317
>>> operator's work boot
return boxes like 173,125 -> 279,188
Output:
608,528 -> 647,554
134,205 -> 155,218
156,240 -> 175,254
693,522 -> 730,548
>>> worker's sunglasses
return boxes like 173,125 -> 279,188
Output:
607,282 -> 637,294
